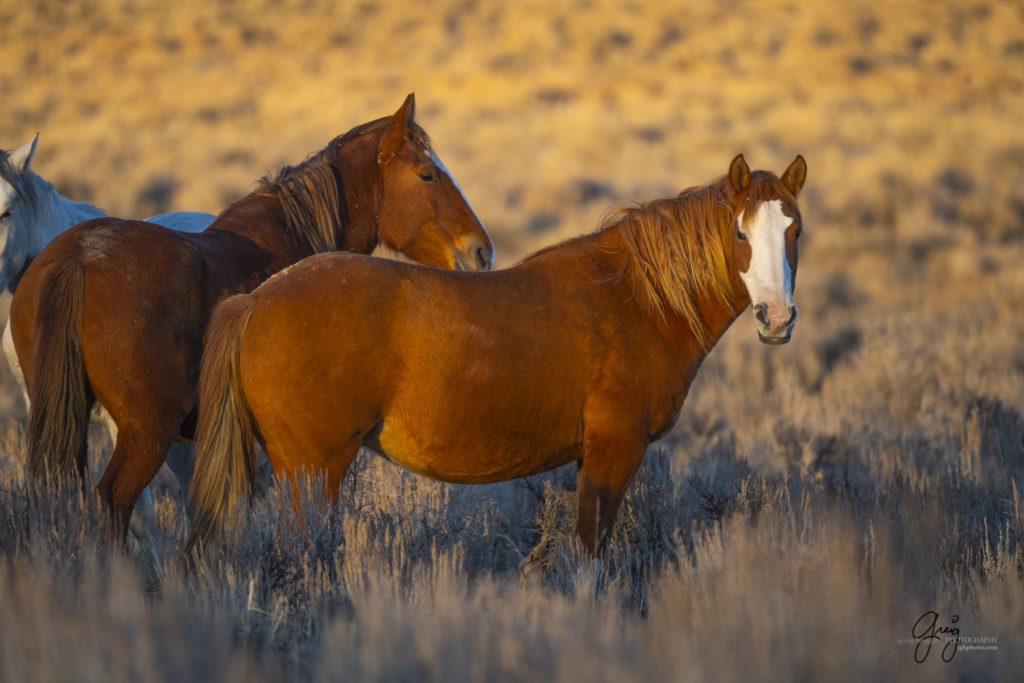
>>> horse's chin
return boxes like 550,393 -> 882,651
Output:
757,332 -> 791,345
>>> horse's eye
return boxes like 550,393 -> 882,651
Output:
795,227 -> 803,240
418,172 -> 436,183
736,229 -> 747,242
0,209 -> 11,220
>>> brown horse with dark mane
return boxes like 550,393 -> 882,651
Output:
186,154 -> 806,556
9,94 -> 493,542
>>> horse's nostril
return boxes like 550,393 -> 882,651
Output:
754,303 -> 769,326
474,244 -> 491,270
786,306 -> 798,326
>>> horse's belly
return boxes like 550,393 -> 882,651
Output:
368,421 -> 580,485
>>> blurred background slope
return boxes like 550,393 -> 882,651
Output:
3,0 -> 1021,255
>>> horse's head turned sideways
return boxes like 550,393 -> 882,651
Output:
727,153 -> 807,345
372,93 -> 493,272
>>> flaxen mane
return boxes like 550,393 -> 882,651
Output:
255,118 -> 434,254
608,177 -> 738,347
610,171 -> 798,347
258,161 -> 344,253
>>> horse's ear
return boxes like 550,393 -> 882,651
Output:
782,154 -> 807,196
378,93 -> 416,163
9,133 -> 38,172
728,154 -> 750,195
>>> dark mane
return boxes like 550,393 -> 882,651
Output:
254,117 -> 434,254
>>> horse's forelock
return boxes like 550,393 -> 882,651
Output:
739,170 -> 800,218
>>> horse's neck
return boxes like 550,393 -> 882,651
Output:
600,221 -> 748,355
208,142 -> 381,264
335,141 -> 382,254
206,194 -> 314,269
338,192 -> 378,254
23,172 -> 105,258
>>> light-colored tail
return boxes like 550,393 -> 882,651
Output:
185,293 -> 259,554
25,262 -> 91,481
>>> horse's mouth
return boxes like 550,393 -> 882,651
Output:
757,331 -> 792,345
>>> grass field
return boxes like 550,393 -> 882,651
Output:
1,0 -> 1022,680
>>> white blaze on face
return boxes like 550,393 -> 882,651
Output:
429,150 -> 462,195
738,199 -> 796,331
428,149 -> 492,270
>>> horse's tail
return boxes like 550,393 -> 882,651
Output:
25,262 -> 91,482
185,293 -> 259,555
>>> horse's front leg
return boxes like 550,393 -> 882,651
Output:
575,429 -> 648,556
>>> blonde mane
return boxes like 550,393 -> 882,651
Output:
258,160 -> 343,253
608,177 -> 738,347
609,172 -> 799,347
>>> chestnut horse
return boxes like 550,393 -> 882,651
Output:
187,154 -> 806,556
9,94 -> 493,544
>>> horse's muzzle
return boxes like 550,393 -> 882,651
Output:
753,302 -> 797,344
454,238 -> 494,271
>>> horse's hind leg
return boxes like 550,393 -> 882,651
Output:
92,404 -> 162,563
263,434 -> 361,545
95,413 -> 183,554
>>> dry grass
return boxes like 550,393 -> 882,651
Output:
1,0 -> 1022,680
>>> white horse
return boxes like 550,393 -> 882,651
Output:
1,134 -> 213,574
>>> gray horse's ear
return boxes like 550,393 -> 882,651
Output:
728,153 -> 750,195
378,94 -> 415,164
782,155 -> 806,196
9,133 -> 38,172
